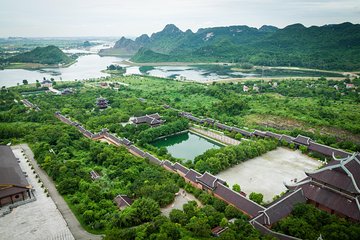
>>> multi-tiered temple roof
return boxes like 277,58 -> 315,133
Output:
286,152 -> 360,221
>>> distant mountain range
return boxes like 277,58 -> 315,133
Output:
100,23 -> 360,71
6,45 -> 72,65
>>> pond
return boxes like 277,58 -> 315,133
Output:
152,131 -> 222,161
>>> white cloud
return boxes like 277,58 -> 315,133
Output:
0,0 -> 359,37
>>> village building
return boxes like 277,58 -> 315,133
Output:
285,152 -> 360,222
211,226 -> 229,237
253,85 -> 259,92
89,170 -> 101,180
97,97 -> 109,109
114,194 -> 133,210
61,88 -> 73,95
41,79 -> 52,88
243,85 -> 249,92
131,113 -> 165,127
100,82 -> 108,88
0,146 -> 32,207
346,83 -> 355,89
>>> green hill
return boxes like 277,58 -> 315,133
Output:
7,45 -> 72,65
123,22 -> 360,71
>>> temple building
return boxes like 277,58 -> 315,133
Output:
286,152 -> 360,221
97,97 -> 109,109
131,113 -> 165,127
114,194 -> 133,210
41,79 -> 52,88
0,146 -> 32,207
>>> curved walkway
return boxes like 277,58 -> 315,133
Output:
17,144 -> 103,240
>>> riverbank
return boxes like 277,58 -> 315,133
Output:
1,59 -> 77,70
207,76 -> 346,84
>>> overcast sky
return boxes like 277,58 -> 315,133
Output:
1,0 -> 359,37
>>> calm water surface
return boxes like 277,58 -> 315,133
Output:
152,132 -> 222,161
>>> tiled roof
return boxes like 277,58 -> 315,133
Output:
114,195 -> 133,208
307,169 -> 357,193
132,113 -> 164,125
265,132 -> 282,140
232,127 -> 252,137
173,162 -> 189,175
213,183 -> 265,217
254,189 -> 306,225
163,160 -> 174,170
308,141 -> 350,158
144,152 -> 162,165
293,135 -> 311,146
301,182 -> 360,221
129,145 -> 146,157
184,169 -> 201,183
185,115 -> 204,123
205,118 -> 215,124
253,130 -> 266,137
215,123 -> 233,131
308,153 -> 360,193
280,135 -> 295,143
196,172 -> 225,189
122,138 -> 132,146
0,146 -> 30,188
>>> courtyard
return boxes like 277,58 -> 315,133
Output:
0,146 -> 74,240
216,147 -> 322,202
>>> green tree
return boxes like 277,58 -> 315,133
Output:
160,222 -> 181,240
249,192 -> 263,204
186,216 -> 211,237
169,209 -> 188,226
232,184 -> 241,193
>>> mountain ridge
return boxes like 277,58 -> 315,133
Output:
102,22 -> 360,70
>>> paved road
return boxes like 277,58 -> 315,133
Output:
18,144 -> 103,240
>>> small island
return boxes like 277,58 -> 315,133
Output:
0,45 -> 76,69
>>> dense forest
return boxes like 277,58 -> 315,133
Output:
104,23 -> 360,70
1,74 -> 360,239
0,82 -> 276,239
